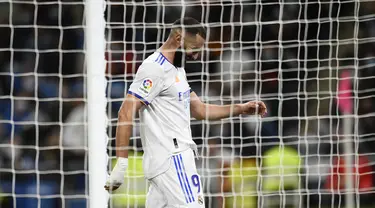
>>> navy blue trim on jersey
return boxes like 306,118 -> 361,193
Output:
179,154 -> 195,202
155,52 -> 175,67
154,53 -> 167,66
175,154 -> 193,203
159,52 -> 169,63
173,155 -> 189,203
160,56 -> 166,65
127,91 -> 150,105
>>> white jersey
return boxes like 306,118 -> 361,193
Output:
128,51 -> 197,179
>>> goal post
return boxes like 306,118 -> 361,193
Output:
86,0 -> 108,207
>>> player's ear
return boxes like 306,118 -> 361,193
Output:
174,30 -> 182,45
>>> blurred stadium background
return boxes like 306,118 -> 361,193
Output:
0,0 -> 375,208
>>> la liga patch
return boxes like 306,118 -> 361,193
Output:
139,78 -> 153,96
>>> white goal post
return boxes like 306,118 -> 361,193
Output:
86,0 -> 108,207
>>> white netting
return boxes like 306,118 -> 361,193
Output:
1,0 -> 375,208
0,0 -> 87,207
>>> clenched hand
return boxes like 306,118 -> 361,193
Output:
104,157 -> 128,192
241,101 -> 267,117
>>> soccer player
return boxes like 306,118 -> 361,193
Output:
105,17 -> 267,208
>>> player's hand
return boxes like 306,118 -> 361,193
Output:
104,157 -> 128,192
242,101 -> 267,117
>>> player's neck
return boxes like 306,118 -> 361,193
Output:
159,38 -> 179,65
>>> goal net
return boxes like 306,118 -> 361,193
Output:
1,0 -> 375,208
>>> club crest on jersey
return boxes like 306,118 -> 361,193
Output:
139,78 -> 153,96
198,195 -> 204,205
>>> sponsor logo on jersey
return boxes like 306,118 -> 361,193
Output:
178,89 -> 190,101
139,78 -> 153,95
178,89 -> 191,110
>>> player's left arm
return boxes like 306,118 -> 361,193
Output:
190,91 -> 267,120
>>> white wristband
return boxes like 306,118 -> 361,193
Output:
106,157 -> 128,187
114,157 -> 128,172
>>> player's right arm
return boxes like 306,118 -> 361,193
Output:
104,94 -> 143,191
116,94 -> 143,158
105,62 -> 165,191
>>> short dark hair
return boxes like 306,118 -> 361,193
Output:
171,17 -> 206,39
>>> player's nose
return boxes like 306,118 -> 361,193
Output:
192,52 -> 199,60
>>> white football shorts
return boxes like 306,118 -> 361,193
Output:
146,148 -> 205,208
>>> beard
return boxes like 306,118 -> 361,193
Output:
173,50 -> 194,68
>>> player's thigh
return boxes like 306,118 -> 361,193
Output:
153,149 -> 205,208
146,180 -> 167,208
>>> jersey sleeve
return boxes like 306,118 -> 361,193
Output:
128,63 -> 164,105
